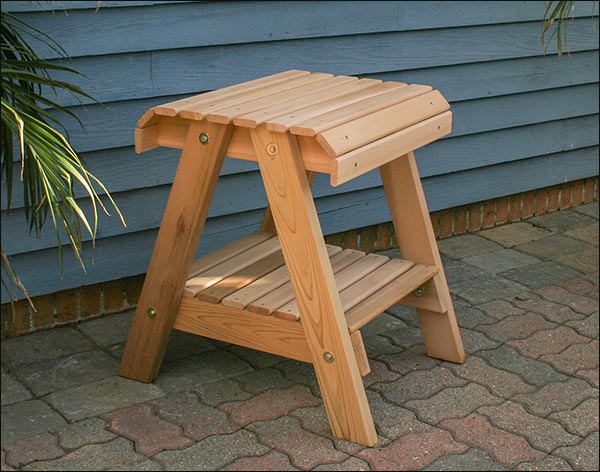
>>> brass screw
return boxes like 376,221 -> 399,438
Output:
266,143 -> 278,155
414,286 -> 425,297
323,351 -> 335,363
147,307 -> 157,319
199,132 -> 210,145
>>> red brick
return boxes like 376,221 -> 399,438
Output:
438,209 -> 453,238
55,289 -> 78,323
325,232 -> 343,247
358,428 -> 468,470
482,200 -> 496,228
571,180 -> 584,206
102,280 -> 124,312
453,207 -> 468,235
221,451 -> 297,471
508,194 -> 522,222
31,294 -> 55,329
4,433 -> 64,468
103,404 -> 193,456
534,189 -> 548,216
594,177 -> 599,200
374,223 -> 393,250
430,211 -> 440,239
582,178 -> 594,203
507,326 -> 590,359
559,183 -> 573,210
522,193 -> 535,218
468,203 -> 482,232
439,414 -> 544,467
547,186 -> 560,212
359,226 -> 376,252
78,285 -> 101,319
8,299 -> 31,337
218,385 -> 321,426
539,340 -> 599,374
477,313 -> 556,343
495,197 -> 509,225
342,229 -> 359,250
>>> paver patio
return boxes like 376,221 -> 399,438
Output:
1,202 -> 598,471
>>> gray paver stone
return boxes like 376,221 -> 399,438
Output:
441,256 -> 489,284
558,248 -> 600,274
1,400 -> 67,444
54,418 -> 116,450
449,276 -> 528,305
501,262 -> 582,290
461,249 -> 541,275
423,447 -> 509,471
479,222 -> 551,248
1,367 -> 32,406
438,235 -> 503,259
529,210 -> 597,233
553,431 -> 599,471
77,311 -> 134,347
572,201 -> 599,218
513,235 -> 590,261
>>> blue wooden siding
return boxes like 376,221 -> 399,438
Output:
1,1 -> 598,301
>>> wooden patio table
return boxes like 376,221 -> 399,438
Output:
120,70 -> 466,446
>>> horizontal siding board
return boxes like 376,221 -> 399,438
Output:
3,145 -> 597,302
2,1 -> 195,12
11,2 -> 598,59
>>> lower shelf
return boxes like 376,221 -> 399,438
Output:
182,231 -> 438,333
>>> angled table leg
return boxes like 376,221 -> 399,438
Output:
380,152 -> 466,363
120,121 -> 233,382
251,128 -> 377,446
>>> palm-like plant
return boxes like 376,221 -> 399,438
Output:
1,11 -> 124,306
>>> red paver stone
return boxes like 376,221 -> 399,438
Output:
102,404 -> 193,456
539,340 -> 599,375
536,286 -> 599,315
576,368 -> 599,388
477,300 -> 526,320
246,416 -> 347,470
560,276 -> 599,298
446,356 -> 536,398
4,433 -> 64,468
509,292 -> 585,324
507,326 -> 591,359
357,428 -> 468,471
439,414 -> 544,466
221,451 -> 298,471
548,397 -> 600,437
477,313 -> 556,342
218,385 -> 321,426
362,359 -> 401,388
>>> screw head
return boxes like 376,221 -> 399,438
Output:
414,286 -> 425,297
266,143 -> 278,155
323,351 -> 335,363
147,307 -> 157,319
199,132 -> 210,145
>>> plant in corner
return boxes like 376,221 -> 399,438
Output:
1,11 -> 125,308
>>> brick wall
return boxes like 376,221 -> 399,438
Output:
1,176 -> 597,339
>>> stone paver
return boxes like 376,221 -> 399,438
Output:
77,311 -> 134,347
379,345 -> 442,375
565,313 -> 599,339
539,339 -> 599,375
477,300 -> 526,320
154,430 -> 269,471
227,345 -> 286,369
54,418 -> 116,450
221,451 -> 299,471
548,397 -> 599,437
44,376 -> 164,421
1,367 -> 32,406
1,400 -> 67,444
509,291 -> 586,324
193,378 -> 252,407
313,457 -> 371,471
366,391 -> 432,440
507,326 -> 590,359
537,285 -> 599,315
529,209 -> 597,233
234,367 -> 295,394
514,455 -> 574,471
441,256 -> 489,284
477,313 -> 556,342
513,235 -> 590,261
461,249 -> 540,274
575,367 -> 599,388
362,358 -> 401,388
450,276 -> 528,305
565,224 -> 599,246
423,447 -> 509,471
479,222 -> 551,248
553,431 -> 599,471
572,201 -> 599,218
438,234 -> 503,259
4,433 -> 64,469
501,261 -> 581,290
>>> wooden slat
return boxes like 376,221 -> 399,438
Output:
175,297 -> 312,363
180,73 -> 332,121
233,76 -> 363,128
207,74 -> 344,124
274,253 -> 389,321
265,81 -> 404,133
247,248 -> 365,315
350,331 -> 371,376
345,264 -> 439,333
222,245 -> 342,309
331,111 -> 453,187
290,84 -> 432,137
185,236 -> 282,296
188,231 -> 273,279
317,90 -> 450,156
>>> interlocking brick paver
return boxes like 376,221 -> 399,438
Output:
507,326 -> 591,359
162,330 -> 216,363
382,325 -> 424,348
461,249 -> 541,275
508,292 -> 586,324
362,359 -> 401,388
1,400 -> 67,444
150,391 -> 237,441
513,235 -> 589,261
423,447 -> 509,471
1,450 -> 15,472
565,224 -> 599,246
575,368 -> 599,388
15,350 -> 118,396
44,376 -> 164,421
221,451 -> 299,471
450,276 -> 528,305
275,360 -> 321,397
77,311 -> 134,347
0,328 -> 94,368
553,431 -> 599,471
479,222 -> 551,248
247,416 -> 348,470
549,397 -> 599,437
438,234 -> 503,259
477,313 -> 556,342
405,383 -> 503,425
439,414 -> 544,467
478,401 -> 580,453
501,261 -> 581,290
362,333 -> 405,357
22,437 -> 143,471
103,404 -> 193,456
312,457 -> 371,471
441,257 -> 488,284
155,430 -> 268,470
514,455 -> 574,471
228,345 -> 286,369
477,300 -> 526,320
364,391 -> 431,440
357,428 -> 468,471
445,357 -> 535,398
372,366 -> 466,404
572,201 -> 599,218
536,286 -> 599,315
560,276 -> 599,298
112,458 -> 162,471
4,433 -> 64,468
539,339 -> 599,375
512,377 -> 598,417
1,367 -> 32,406
529,209 -> 597,233
54,418 -> 116,449
454,303 -> 497,329
460,328 -> 501,354
234,367 -> 295,394
193,378 -> 252,407
219,385 -> 321,426
565,313 -> 599,339
379,345 -> 441,375
478,346 -> 568,386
